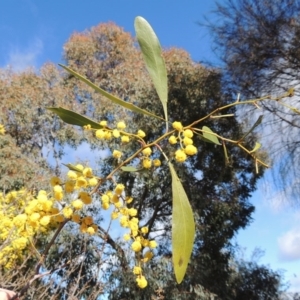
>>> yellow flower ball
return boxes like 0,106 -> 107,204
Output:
172,121 -> 183,131
88,177 -> 98,186
102,202 -> 110,210
104,131 -> 112,140
115,184 -> 125,195
126,196 -> 133,204
72,199 -> 84,210
96,129 -> 105,139
76,176 -> 88,188
137,130 -> 146,138
113,129 -> 120,138
67,170 -> 78,180
72,214 -> 81,223
142,158 -> 152,169
86,226 -> 95,235
184,145 -> 197,156
65,181 -> 75,193
75,164 -> 84,171
131,241 -> 142,252
111,211 -> 119,220
153,159 -> 161,167
183,129 -> 193,138
142,147 -> 152,156
175,149 -> 187,162
113,150 -> 122,159
50,177 -> 61,186
62,207 -> 73,219
83,216 -> 93,226
121,135 -> 130,143
40,216 -> 51,226
79,192 -> 92,204
183,137 -> 193,146
142,251 -> 154,263
169,135 -> 177,145
128,208 -> 137,217
83,167 -> 93,178
149,240 -> 158,248
117,121 -> 126,129
136,276 -> 148,288
141,227 -> 149,234
100,120 -> 107,127
123,233 -> 131,241
101,194 -> 110,203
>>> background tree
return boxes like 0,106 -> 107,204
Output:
0,21 -> 284,299
207,0 -> 300,201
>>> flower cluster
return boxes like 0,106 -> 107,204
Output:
100,183 -> 157,288
169,121 -> 198,162
0,164 -> 99,269
94,121 -> 161,170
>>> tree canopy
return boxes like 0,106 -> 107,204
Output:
208,0 -> 300,202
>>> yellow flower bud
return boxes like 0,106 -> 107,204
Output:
153,159 -> 161,167
137,130 -> 146,138
50,177 -> 61,186
184,145 -> 197,156
121,135 -> 130,143
136,276 -> 148,288
113,129 -> 120,138
123,233 -> 131,241
96,129 -> 105,139
143,158 -> 152,169
175,149 -> 187,162
142,147 -> 152,156
87,226 -> 95,235
183,137 -> 193,146
183,129 -> 193,138
117,121 -> 126,129
83,167 -> 93,178
72,199 -> 83,210
172,121 -> 183,131
79,192 -> 92,204
169,135 -> 177,144
100,120 -> 107,126
131,241 -> 142,252
63,207 -> 73,219
113,150 -> 122,159
149,240 -> 158,248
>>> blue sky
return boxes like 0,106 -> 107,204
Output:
1,0 -> 300,293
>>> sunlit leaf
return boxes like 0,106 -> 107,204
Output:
134,17 -> 168,122
121,166 -> 139,172
168,162 -> 195,284
59,64 -> 165,121
63,163 -> 83,172
249,142 -> 261,153
48,107 -> 103,129
202,126 -> 221,145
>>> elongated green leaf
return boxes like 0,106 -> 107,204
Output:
59,64 -> 165,121
222,141 -> 230,165
63,163 -> 83,173
168,162 -> 195,284
202,126 -> 221,145
134,17 -> 168,122
240,115 -> 263,141
121,166 -> 139,172
249,142 -> 261,153
48,107 -> 103,129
